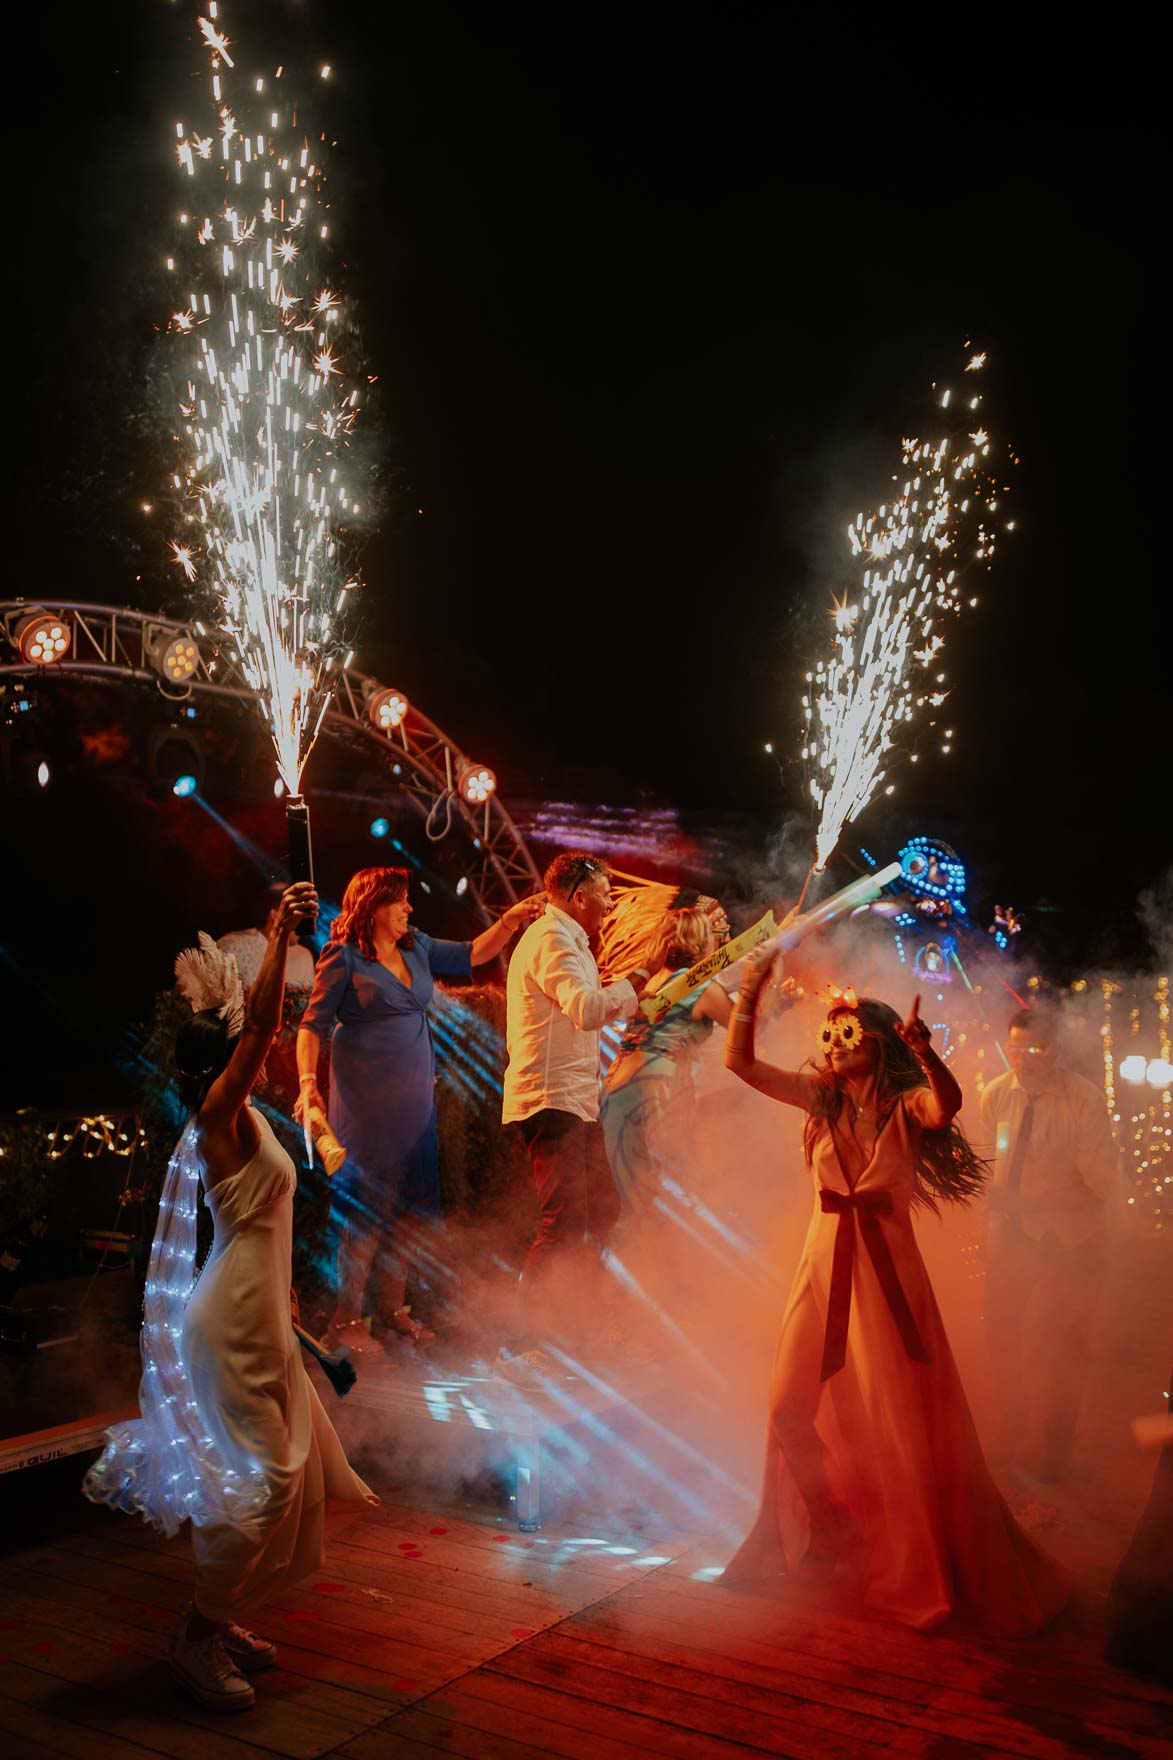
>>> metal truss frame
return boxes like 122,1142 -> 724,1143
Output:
0,601 -> 540,923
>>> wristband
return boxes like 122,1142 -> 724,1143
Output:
299,1075 -> 319,1088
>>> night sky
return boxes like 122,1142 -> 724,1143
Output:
4,3 -> 1162,1103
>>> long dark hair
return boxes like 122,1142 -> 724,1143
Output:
174,1009 -> 235,1118
803,997 -> 987,1212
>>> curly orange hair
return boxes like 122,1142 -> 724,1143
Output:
330,867 -> 412,960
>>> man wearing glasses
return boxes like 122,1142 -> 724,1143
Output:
498,851 -> 648,1384
979,1007 -> 1119,1481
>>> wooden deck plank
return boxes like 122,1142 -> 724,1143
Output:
339,1705 -> 572,1759
416,1669 -> 867,1760
486,1641 -> 999,1760
592,1573 -> 1173,1737
0,1597 -> 386,1758
0,1559 -> 465,1707
495,1630 -> 1004,1759
565,1592 -> 1173,1746
0,1669 -> 178,1760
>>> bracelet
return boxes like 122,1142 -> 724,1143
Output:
732,1013 -> 755,1024
298,1075 -> 319,1088
631,967 -> 650,982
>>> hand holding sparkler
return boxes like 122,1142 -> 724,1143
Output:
271,882 -> 319,940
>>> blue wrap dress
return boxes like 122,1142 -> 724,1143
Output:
300,931 -> 473,1221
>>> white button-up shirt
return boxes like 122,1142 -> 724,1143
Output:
979,1064 -> 1119,1246
502,905 -> 638,1125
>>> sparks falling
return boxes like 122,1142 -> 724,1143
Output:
801,350 -> 1010,871
167,4 -> 362,793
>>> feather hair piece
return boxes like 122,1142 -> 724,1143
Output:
174,932 -> 245,1037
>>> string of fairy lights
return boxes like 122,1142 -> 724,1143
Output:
0,1112 -> 148,1164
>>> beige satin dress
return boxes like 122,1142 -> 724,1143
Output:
182,1109 -> 376,1621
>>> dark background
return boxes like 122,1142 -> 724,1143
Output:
2,3 -> 1163,1107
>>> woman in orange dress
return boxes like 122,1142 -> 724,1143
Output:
722,956 -> 1068,1635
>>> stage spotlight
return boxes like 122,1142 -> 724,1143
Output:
456,876 -> 469,897
151,630 -> 200,686
368,687 -> 409,733
457,763 -> 496,805
1147,1058 -> 1173,1088
370,816 -> 390,838
1119,1055 -> 1147,1083
36,760 -> 51,789
146,724 -> 205,798
15,610 -> 72,666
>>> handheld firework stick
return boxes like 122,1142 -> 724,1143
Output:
639,860 -> 902,1023
293,1323 -> 357,1399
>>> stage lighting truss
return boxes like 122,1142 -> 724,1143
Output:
150,629 -> 200,689
458,764 -> 497,806
366,684 -> 410,739
0,601 -> 541,924
13,609 -> 72,666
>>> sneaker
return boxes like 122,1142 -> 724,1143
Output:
223,1620 -> 277,1672
492,1348 -> 566,1389
181,1604 -> 278,1673
170,1618 -> 256,1712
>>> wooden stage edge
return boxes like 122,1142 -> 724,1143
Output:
0,1483 -> 1169,1760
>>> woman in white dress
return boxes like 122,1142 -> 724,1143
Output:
85,883 -> 377,1711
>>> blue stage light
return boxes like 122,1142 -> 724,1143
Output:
370,816 -> 389,838
172,774 -> 198,798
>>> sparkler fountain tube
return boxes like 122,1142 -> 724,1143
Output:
285,793 -> 316,917
773,859 -> 902,951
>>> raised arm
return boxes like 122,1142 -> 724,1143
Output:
724,945 -> 817,1109
200,882 -> 317,1166
895,995 -> 962,1127
470,895 -> 546,966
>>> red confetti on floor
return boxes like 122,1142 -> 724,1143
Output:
312,1582 -> 345,1594
396,1542 -> 421,1553
428,1527 -> 447,1535
492,1535 -> 510,1543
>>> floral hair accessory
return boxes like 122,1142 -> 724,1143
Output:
174,933 -> 245,1038
816,983 -> 859,1010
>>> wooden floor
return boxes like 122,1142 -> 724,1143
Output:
0,1479 -> 1170,1760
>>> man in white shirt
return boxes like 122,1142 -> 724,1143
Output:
498,852 -> 648,1382
980,1007 -> 1119,1480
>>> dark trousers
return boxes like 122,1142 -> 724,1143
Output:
507,1109 -> 622,1354
984,1220 -> 1104,1468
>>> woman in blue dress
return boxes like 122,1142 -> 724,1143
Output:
297,866 -> 540,1352
600,907 -> 734,1208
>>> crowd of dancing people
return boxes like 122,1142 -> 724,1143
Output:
82,851 -> 1167,1712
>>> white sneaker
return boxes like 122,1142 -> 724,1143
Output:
492,1348 -> 565,1389
223,1620 -> 277,1672
170,1619 -> 256,1712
